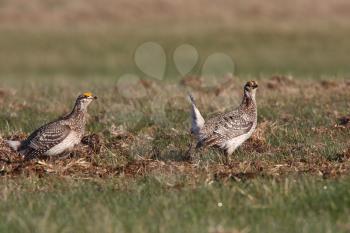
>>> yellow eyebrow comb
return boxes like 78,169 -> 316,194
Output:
83,92 -> 93,97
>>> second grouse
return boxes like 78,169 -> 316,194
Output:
189,81 -> 258,156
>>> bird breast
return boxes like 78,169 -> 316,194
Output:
44,131 -> 81,156
221,120 -> 257,155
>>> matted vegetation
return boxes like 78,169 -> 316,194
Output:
1,76 -> 350,179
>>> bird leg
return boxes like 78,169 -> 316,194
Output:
184,141 -> 195,161
223,150 -> 231,165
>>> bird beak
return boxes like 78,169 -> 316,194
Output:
93,95 -> 98,100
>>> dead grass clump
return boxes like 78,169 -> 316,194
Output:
82,133 -> 104,153
244,137 -> 268,154
331,148 -> 350,163
180,75 -> 203,90
265,75 -> 295,90
106,125 -> 135,154
139,78 -> 158,90
108,136 -> 133,151
319,80 -> 339,89
0,134 -> 27,164
1,155 -> 121,178
242,121 -> 270,153
213,76 -> 238,96
5,133 -> 28,142
107,138 -> 133,155
180,75 -> 238,96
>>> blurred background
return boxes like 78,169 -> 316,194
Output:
0,0 -> 350,81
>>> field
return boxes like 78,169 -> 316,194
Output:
1,1 -> 350,232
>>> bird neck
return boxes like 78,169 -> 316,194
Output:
67,104 -> 87,122
240,91 -> 256,112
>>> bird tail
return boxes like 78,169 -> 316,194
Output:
188,92 -> 205,135
5,140 -> 21,151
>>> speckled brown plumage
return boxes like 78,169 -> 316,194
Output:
190,81 -> 258,155
6,93 -> 97,160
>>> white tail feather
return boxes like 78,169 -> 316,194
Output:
5,140 -> 21,151
188,93 -> 205,135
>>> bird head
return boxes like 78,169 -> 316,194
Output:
244,80 -> 258,98
75,92 -> 97,111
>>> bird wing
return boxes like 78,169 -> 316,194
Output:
197,112 -> 253,148
23,122 -> 71,154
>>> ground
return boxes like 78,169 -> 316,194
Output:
1,1 -> 350,232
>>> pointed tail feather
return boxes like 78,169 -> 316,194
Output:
5,140 -> 21,151
188,92 -> 205,135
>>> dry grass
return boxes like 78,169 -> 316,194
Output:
1,77 -> 350,182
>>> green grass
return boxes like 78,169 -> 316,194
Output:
1,176 -> 350,233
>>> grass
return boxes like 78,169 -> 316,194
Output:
1,17 -> 350,232
1,176 -> 350,233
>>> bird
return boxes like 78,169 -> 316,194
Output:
6,92 -> 97,160
189,81 -> 258,157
